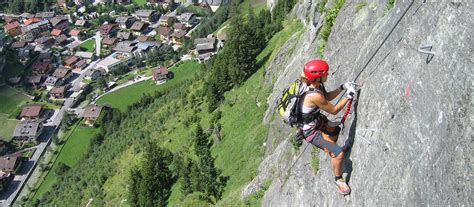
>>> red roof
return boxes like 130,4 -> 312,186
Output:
20,104 -> 43,118
159,27 -> 172,36
4,21 -> 20,31
50,86 -> 66,94
102,37 -> 117,45
31,62 -> 50,73
69,29 -> 81,36
50,29 -> 62,36
24,18 -> 41,26
152,66 -> 169,78
99,24 -> 117,35
64,56 -> 79,66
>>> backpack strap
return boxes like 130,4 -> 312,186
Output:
300,87 -> 323,125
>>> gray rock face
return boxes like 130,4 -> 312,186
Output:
244,0 -> 473,206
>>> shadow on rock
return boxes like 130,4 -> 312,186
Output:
342,90 -> 362,184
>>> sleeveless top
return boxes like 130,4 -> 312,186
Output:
301,87 -> 323,130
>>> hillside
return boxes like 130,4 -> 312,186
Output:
24,0 -> 472,206
243,0 -> 472,206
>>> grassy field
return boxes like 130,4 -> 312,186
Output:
0,86 -> 30,114
0,113 -> 19,141
214,1 -> 268,36
133,0 -> 147,6
79,39 -> 95,52
32,126 -> 100,201
96,60 -> 201,112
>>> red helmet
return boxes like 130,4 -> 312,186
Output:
303,59 -> 329,82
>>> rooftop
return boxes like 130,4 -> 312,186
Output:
20,104 -> 43,118
13,120 -> 41,137
82,105 -> 103,119
52,68 -> 70,78
0,153 -> 20,172
50,86 -> 66,94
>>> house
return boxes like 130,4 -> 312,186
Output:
159,16 -> 175,27
35,12 -> 55,20
52,67 -> 73,84
74,19 -> 88,27
55,34 -> 68,46
137,35 -> 153,42
4,21 -> 21,37
113,41 -> 137,53
194,37 -> 217,63
152,66 -> 170,84
38,52 -> 53,62
49,86 -> 66,99
171,30 -> 186,45
26,75 -> 43,87
23,18 -> 41,26
20,13 -> 35,20
115,16 -> 136,29
36,36 -> 55,49
63,56 -> 79,68
20,104 -> 44,119
179,12 -> 199,27
31,61 -> 51,75
75,51 -> 95,61
130,21 -> 149,36
11,41 -> 27,50
21,20 -> 50,41
49,16 -> 69,30
117,31 -> 133,41
99,24 -> 118,37
13,120 -> 43,141
0,153 -> 21,180
43,76 -> 59,88
84,68 -> 102,80
82,105 -> 104,125
158,27 -> 172,41
136,41 -> 161,56
66,40 -> 81,52
173,23 -> 186,32
50,28 -> 62,37
69,29 -> 84,39
133,10 -> 159,23
102,37 -> 117,47
74,59 -> 88,71
96,52 -> 133,72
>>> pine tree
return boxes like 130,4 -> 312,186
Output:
129,142 -> 174,207
181,159 -> 193,195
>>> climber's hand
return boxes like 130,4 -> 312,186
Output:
342,81 -> 357,90
346,87 -> 357,100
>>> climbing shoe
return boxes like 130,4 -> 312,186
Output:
335,178 -> 351,195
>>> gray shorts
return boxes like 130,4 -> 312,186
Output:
304,128 -> 343,156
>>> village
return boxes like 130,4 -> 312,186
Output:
0,0 -> 226,205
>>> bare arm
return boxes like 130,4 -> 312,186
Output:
325,87 -> 343,101
311,93 -> 349,115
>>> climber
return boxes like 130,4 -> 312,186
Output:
299,59 -> 357,195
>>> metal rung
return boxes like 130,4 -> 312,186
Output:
418,44 -> 435,63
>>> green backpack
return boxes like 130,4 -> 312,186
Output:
277,79 -> 313,128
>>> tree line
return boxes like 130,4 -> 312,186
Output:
204,0 -> 298,112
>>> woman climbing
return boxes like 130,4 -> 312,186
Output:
299,59 -> 356,195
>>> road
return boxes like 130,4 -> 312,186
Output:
0,126 -> 57,206
0,55 -> 99,206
